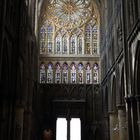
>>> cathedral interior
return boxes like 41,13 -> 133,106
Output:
0,0 -> 140,140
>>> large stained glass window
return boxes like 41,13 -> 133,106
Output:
40,63 -> 46,83
47,63 -> 53,83
71,62 -> 76,83
40,0 -> 99,56
39,0 -> 100,84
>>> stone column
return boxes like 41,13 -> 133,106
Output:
109,111 -> 119,140
125,97 -> 133,140
118,106 -> 127,140
67,118 -> 71,140
136,95 -> 140,139
130,96 -> 139,140
15,106 -> 24,140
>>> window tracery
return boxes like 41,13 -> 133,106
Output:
40,0 -> 99,55
39,0 -> 100,85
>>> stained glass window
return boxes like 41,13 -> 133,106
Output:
39,0 -> 100,84
40,63 -> 46,83
92,25 -> 98,54
40,0 -> 99,56
62,62 -> 68,83
56,34 -> 61,54
47,25 -> 53,54
77,35 -> 83,54
47,62 -> 53,83
70,35 -> 76,54
62,35 -> 68,54
47,0 -> 92,31
86,63 -> 92,84
55,62 -> 61,83
71,63 -> 76,83
85,25 -> 91,54
93,63 -> 99,83
78,63 -> 83,84
40,25 -> 46,53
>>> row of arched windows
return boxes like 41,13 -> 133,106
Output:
40,62 -> 99,84
40,21 -> 99,55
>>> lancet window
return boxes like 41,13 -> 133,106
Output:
40,63 -> 46,83
71,63 -> 76,83
47,63 -> 53,83
55,62 -> 61,83
70,35 -> 76,54
62,35 -> 68,54
93,63 -> 99,83
47,25 -> 53,54
77,35 -> 83,54
78,63 -> 83,84
40,25 -> 46,53
86,63 -> 92,84
62,62 -> 68,83
56,34 -> 61,54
